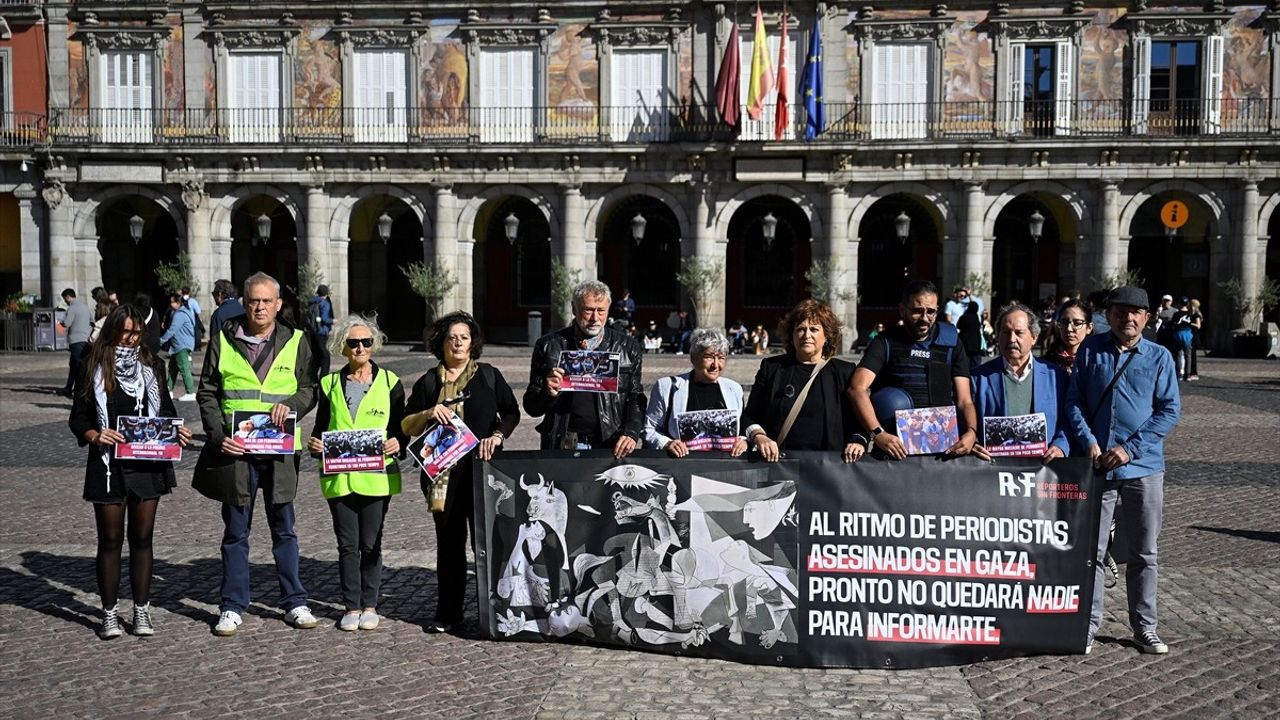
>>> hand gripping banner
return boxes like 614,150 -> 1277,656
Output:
475,452 -> 1099,668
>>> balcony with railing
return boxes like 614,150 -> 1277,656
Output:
16,98 -> 1276,150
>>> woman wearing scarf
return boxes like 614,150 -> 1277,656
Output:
402,311 -> 519,633
67,305 -> 192,639
306,314 -> 406,632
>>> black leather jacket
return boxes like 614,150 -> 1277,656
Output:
523,325 -> 646,449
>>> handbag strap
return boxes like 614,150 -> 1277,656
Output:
776,358 -> 828,447
1088,347 -> 1138,426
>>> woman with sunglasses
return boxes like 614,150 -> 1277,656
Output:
1042,298 -> 1092,373
307,314 -> 407,631
402,311 -> 519,633
68,305 -> 193,639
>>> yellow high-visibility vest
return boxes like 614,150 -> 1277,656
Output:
317,369 -> 402,499
218,327 -> 304,450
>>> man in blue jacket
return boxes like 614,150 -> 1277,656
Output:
971,302 -> 1070,461
1067,286 -> 1180,656
159,293 -> 197,401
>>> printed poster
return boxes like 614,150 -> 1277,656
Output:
409,415 -> 480,480
321,428 -> 386,474
983,413 -> 1049,458
675,408 -> 741,452
895,406 -> 959,456
558,350 -> 620,393
114,415 -> 184,461
231,410 -> 297,455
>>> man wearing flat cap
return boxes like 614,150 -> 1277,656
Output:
1066,286 -> 1180,655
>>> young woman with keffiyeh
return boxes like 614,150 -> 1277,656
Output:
67,305 -> 192,639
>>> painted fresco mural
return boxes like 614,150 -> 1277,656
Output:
1223,7 -> 1268,101
420,21 -> 467,131
1078,9 -> 1127,131
295,24 -> 342,120
164,22 -> 185,115
67,22 -> 87,110
943,12 -> 994,127
547,24 -> 598,136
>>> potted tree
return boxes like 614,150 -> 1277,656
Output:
675,257 -> 722,328
550,257 -> 581,328
1219,277 -> 1280,358
400,260 -> 456,330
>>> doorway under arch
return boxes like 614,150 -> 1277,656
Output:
97,197 -> 180,305
474,196 -> 552,342
348,197 -> 427,341
725,196 -> 812,331
597,195 -> 682,329
231,196 -> 300,321
856,194 -> 942,329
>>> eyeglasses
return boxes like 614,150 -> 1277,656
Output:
1062,319 -> 1090,328
245,298 -> 277,307
346,338 -> 374,349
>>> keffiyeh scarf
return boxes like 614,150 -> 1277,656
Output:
93,347 -> 162,494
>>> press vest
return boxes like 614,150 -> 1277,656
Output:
873,323 -> 960,409
318,369 -> 402,499
218,327 -> 304,449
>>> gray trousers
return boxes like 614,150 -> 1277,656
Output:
1090,472 -> 1164,635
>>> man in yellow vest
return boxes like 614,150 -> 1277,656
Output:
194,272 -> 319,636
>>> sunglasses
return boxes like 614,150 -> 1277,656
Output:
346,338 -> 374,349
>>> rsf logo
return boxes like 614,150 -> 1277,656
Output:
998,471 -> 1037,497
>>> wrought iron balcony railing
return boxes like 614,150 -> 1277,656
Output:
11,98 -> 1275,149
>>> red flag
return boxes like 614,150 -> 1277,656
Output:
714,23 -> 742,130
774,10 -> 790,139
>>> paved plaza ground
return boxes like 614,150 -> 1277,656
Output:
0,346 -> 1277,719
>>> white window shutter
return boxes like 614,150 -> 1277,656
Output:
1006,43 -> 1025,135
1054,40 -> 1074,136
1131,36 -> 1151,135
1201,34 -> 1223,134
479,48 -> 534,142
610,49 -> 669,141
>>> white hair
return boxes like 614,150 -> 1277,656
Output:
571,280 -> 612,311
689,328 -> 730,357
242,272 -> 280,299
328,313 -> 387,357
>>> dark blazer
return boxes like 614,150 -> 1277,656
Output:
971,357 -> 1071,455
741,354 -> 865,451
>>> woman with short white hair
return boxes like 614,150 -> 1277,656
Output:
643,328 -> 748,457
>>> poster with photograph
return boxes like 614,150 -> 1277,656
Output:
557,350 -> 620,393
675,409 -> 741,452
231,410 -> 297,455
894,406 -> 960,455
408,415 -> 480,481
321,429 -> 386,474
983,413 -> 1049,458
114,416 -> 184,461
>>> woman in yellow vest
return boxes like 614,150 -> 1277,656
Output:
307,314 -> 406,631
403,311 -> 520,633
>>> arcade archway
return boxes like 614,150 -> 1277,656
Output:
856,194 -> 942,328
1126,192 -> 1218,303
348,197 -> 427,340
597,195 -> 681,328
230,196 -> 300,320
725,196 -> 812,330
473,196 -> 551,342
97,197 -> 180,305
992,193 -> 1075,310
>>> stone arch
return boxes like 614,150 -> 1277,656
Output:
714,183 -> 823,246
585,183 -> 692,242
983,180 -> 1090,240
848,182 -> 956,242
73,184 -> 187,243
329,184 -> 432,242
208,184 -> 304,240
1259,190 -> 1280,235
1119,180 -> 1229,240
457,184 -> 560,244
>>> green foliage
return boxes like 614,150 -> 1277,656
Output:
551,258 -> 581,325
153,252 -> 200,296
963,272 -> 992,300
805,260 -> 853,303
1088,269 -> 1144,293
1218,276 -> 1280,321
400,261 -> 456,303
294,260 -> 326,303
674,257 -> 723,305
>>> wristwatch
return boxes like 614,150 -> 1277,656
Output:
870,426 -> 885,440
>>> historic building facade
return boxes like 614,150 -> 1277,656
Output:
5,1 -> 1280,345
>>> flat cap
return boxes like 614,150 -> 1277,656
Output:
1106,286 -> 1149,310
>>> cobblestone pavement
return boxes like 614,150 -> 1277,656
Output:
1,347 -> 1277,719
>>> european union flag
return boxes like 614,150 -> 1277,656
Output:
799,14 -> 825,141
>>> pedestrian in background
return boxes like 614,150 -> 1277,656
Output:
60,288 -> 94,397
158,293 -> 197,402
68,305 -> 192,639
307,285 -> 334,375
1042,298 -> 1093,373
209,279 -> 246,331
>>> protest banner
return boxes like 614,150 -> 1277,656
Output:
409,416 -> 479,480
114,416 -> 184,461
475,452 -> 1098,668
230,411 -> 297,455
557,350 -> 620,393
321,429 -> 386,474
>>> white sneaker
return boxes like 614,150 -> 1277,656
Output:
285,605 -> 319,629
338,612 -> 360,632
213,610 -> 242,637
358,610 -> 380,631
178,393 -> 196,402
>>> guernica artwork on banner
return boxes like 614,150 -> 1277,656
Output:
321,429 -> 386,474
230,411 -> 297,455
895,406 -> 959,455
557,350 -> 620,393
983,413 -> 1049,458
114,415 -> 184,461
476,453 -> 1100,668
675,409 -> 741,452
409,416 -> 479,481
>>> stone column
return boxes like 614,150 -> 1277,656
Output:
304,185 -> 329,294
961,181 -> 989,308
432,184 -> 459,314
1097,180 -> 1121,283
690,182 -> 724,329
14,185 -> 44,300
181,180 -> 213,320
1238,180 -> 1261,330
826,183 -> 855,344
211,236 -> 233,295
329,237 -> 350,319
43,181 -> 76,299
561,183 -> 587,323
74,235 -> 102,296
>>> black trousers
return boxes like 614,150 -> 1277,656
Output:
65,341 -> 88,393
327,494 -> 390,610
431,464 -> 475,624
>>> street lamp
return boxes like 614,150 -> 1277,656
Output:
376,211 -> 393,243
1028,209 -> 1045,243
630,212 -> 647,245
761,212 -> 778,250
255,212 -> 272,245
895,211 -> 911,243
128,214 -> 145,244
504,212 -> 519,244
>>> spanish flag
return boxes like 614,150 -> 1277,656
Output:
745,4 -> 775,121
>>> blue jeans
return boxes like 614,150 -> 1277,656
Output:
1089,472 -> 1164,636
219,461 -> 307,614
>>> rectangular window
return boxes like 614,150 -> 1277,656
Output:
610,48 -> 670,142
0,50 -> 11,114
353,50 -> 409,142
738,29 -> 798,140
227,53 -> 282,143
871,43 -> 930,139
1149,40 -> 1200,135
478,48 -> 535,143
99,51 -> 152,143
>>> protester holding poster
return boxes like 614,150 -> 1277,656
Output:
742,299 -> 867,463
643,328 -> 747,457
849,280 -> 980,460
970,303 -> 1071,461
1067,287 -> 1180,655
403,311 -> 519,633
307,314 -> 406,632
68,305 -> 192,639
523,280 -> 645,459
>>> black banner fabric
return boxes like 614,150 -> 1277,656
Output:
475,452 -> 1099,668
